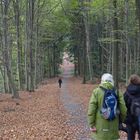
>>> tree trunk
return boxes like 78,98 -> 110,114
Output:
135,0 -> 140,30
34,0 -> 39,88
125,0 -> 129,85
135,0 -> 140,75
112,0 -> 119,89
53,45 -> 56,77
82,33 -> 86,84
25,0 -> 29,91
1,0 -> 19,98
13,0 -> 23,90
28,0 -> 35,91
83,6 -> 93,81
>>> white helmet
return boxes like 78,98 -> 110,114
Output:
101,73 -> 114,86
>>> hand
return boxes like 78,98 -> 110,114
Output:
90,127 -> 97,132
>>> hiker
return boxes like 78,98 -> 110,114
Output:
58,78 -> 62,88
87,73 -> 127,140
124,74 -> 140,140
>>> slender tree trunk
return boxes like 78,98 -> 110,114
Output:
135,0 -> 140,74
34,21 -> 38,88
53,45 -> 56,77
13,0 -> 23,90
129,49 -> 132,74
120,47 -> 123,79
47,46 -> 51,78
135,0 -> 140,30
82,32 -> 86,84
77,47 -> 80,76
25,0 -> 29,91
28,0 -> 35,91
112,0 -> 119,89
83,10 -> 93,81
125,0 -> 129,85
3,67 -> 9,93
74,46 -> 77,76
34,0 -> 39,88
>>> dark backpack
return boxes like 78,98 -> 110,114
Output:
127,93 -> 140,130
100,87 -> 118,121
127,93 -> 140,117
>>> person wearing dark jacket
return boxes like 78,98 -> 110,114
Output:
124,74 -> 140,140
58,78 -> 62,88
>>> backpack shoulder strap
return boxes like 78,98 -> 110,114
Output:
99,86 -> 106,91
99,86 -> 117,96
126,91 -> 136,100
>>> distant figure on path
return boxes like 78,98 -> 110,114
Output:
58,78 -> 62,88
88,73 -> 127,140
124,74 -> 140,140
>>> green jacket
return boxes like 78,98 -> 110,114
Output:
87,82 -> 127,140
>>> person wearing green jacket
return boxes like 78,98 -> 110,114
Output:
88,73 -> 127,140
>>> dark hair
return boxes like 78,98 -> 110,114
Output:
129,74 -> 140,85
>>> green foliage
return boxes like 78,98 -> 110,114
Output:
0,0 -> 139,90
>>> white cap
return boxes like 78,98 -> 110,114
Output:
101,73 -> 114,86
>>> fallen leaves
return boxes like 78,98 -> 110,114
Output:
0,78 -> 71,139
0,76 -> 128,139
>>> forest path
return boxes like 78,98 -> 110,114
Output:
59,62 -> 91,140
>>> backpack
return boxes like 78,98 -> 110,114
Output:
127,93 -> 140,130
127,93 -> 140,117
100,87 -> 118,121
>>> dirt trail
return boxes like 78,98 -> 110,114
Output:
60,64 -> 91,140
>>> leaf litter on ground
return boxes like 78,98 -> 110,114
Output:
0,77 -> 129,140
